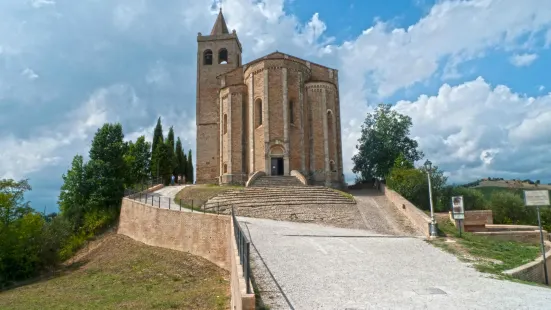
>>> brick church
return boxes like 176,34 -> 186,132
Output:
195,9 -> 345,188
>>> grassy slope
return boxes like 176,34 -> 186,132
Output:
174,184 -> 244,210
0,234 -> 230,310
430,219 -> 540,277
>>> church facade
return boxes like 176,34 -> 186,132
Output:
195,9 -> 345,188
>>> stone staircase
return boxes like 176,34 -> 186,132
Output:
249,175 -> 305,187
203,185 -> 355,211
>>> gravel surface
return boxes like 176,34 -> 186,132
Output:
351,189 -> 420,236
133,185 -> 190,211
240,216 -> 551,310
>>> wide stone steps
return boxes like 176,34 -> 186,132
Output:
203,185 -> 354,210
249,176 -> 305,187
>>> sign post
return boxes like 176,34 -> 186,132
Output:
451,196 -> 465,238
524,190 -> 551,286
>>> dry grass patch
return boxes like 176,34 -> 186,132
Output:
0,234 -> 230,310
175,184 -> 244,210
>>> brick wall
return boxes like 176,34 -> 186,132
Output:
118,198 -> 231,270
504,243 -> 551,284
380,184 -> 431,237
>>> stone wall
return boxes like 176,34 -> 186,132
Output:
504,242 -> 551,284
118,198 -> 231,270
118,198 -> 255,308
379,183 -> 431,237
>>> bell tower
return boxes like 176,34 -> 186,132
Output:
196,8 -> 242,183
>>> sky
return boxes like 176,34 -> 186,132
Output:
2,0 -> 551,213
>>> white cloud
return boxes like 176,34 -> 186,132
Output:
0,84 -> 144,180
539,85 -> 545,91
394,77 -> 551,182
2,0 -> 551,206
509,53 -> 539,67
31,0 -> 55,9
21,68 -> 39,80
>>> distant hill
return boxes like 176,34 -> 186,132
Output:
462,178 -> 551,190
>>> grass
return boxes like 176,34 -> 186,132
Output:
173,184 -> 244,212
0,234 -> 230,310
430,219 -> 541,276
330,188 -> 355,201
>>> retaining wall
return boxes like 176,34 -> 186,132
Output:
504,242 -> 551,284
378,183 -> 432,237
118,198 -> 255,309
118,198 -> 231,269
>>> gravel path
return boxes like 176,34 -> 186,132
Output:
351,189 -> 420,236
241,217 -> 551,310
133,185 -> 189,211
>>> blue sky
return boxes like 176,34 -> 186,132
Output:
2,0 -> 551,213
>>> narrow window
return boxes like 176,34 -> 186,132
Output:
223,114 -> 228,134
255,99 -> 263,127
330,160 -> 335,172
218,48 -> 228,64
289,100 -> 294,124
223,164 -> 228,174
204,49 -> 213,65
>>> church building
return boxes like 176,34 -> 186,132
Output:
195,9 -> 345,188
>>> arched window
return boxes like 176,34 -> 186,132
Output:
223,164 -> 228,174
289,100 -> 294,124
218,48 -> 228,64
223,113 -> 228,134
255,99 -> 263,127
330,160 -> 336,172
204,49 -> 213,65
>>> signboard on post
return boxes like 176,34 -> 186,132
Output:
451,196 -> 465,220
524,190 -> 551,286
524,190 -> 550,207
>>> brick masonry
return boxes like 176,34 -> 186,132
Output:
196,10 -> 345,188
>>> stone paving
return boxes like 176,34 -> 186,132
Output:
242,216 -> 551,310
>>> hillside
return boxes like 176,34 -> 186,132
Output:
0,234 -> 230,310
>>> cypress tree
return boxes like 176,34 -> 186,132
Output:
187,149 -> 194,184
150,118 -> 164,178
175,137 -> 186,182
167,126 -> 176,174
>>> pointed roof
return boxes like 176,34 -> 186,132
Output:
210,8 -> 230,35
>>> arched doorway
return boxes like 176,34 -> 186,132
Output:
269,145 -> 285,176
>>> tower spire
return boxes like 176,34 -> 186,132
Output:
210,7 -> 230,35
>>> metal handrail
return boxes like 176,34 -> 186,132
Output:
232,207 -> 251,294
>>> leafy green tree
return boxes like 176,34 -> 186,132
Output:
441,186 -> 488,211
490,191 -> 534,225
86,123 -> 126,211
0,179 -> 32,225
187,149 -> 194,184
386,161 -> 447,211
352,104 -> 424,181
0,179 -> 47,286
58,155 -> 89,230
123,136 -> 151,186
151,117 -> 164,177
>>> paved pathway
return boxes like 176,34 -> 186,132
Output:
134,185 -> 189,211
242,217 -> 551,309
351,189 -> 419,236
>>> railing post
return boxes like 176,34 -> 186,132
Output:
158,197 -> 161,208
191,200 -> 194,212
169,198 -> 171,210
245,242 -> 251,294
179,198 -> 182,212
